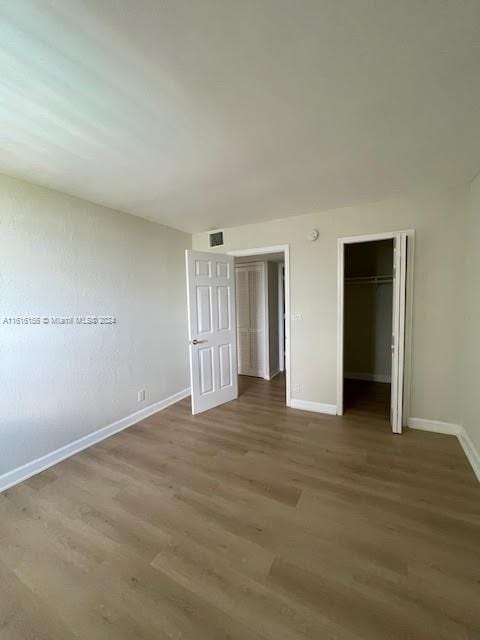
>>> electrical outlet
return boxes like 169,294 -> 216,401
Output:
293,383 -> 300,393
138,389 -> 146,402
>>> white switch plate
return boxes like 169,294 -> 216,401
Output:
293,313 -> 302,320
138,389 -> 146,402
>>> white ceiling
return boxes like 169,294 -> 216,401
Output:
1,1 -> 479,233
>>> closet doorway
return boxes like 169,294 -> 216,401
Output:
229,246 -> 290,406
344,239 -> 394,418
337,231 -> 414,433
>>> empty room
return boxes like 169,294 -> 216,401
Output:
1,2 -> 479,639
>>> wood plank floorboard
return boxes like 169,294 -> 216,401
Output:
343,379 -> 391,419
0,374 -> 479,639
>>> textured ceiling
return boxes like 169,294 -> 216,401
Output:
1,0 -> 479,232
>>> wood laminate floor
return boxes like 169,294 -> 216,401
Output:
1,374 -> 479,640
343,379 -> 391,419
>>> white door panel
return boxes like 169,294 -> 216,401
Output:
217,286 -> 230,330
196,286 -> 212,333
199,347 -> 214,394
219,344 -> 233,388
237,329 -> 250,373
249,269 -> 264,330
186,250 -> 238,415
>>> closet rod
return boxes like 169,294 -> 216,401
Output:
345,275 -> 393,284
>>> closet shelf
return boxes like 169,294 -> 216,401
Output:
345,275 -> 393,284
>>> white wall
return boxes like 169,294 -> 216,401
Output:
462,174 -> 480,454
0,173 -> 190,476
194,187 -> 466,423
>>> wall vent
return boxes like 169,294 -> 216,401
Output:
209,230 -> 224,247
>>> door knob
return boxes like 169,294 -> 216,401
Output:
192,339 -> 207,345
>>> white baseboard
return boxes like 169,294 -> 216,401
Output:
289,398 -> 337,415
457,427 -> 480,482
407,417 -> 461,435
345,372 -> 391,384
408,417 -> 480,482
0,387 -> 191,493
265,369 -> 281,381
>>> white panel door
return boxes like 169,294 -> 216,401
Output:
390,233 -> 407,433
186,250 -> 238,415
235,263 -> 267,378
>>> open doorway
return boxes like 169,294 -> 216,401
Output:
343,239 -> 393,419
185,245 -> 290,415
234,253 -> 285,380
337,231 -> 414,433
229,246 -> 290,406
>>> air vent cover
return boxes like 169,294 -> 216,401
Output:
209,230 -> 224,247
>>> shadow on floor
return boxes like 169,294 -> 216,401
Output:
343,378 -> 391,419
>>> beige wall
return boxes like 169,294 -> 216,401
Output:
194,187 -> 466,422
0,173 -> 190,476
462,174 -> 480,453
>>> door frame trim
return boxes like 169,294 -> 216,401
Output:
278,261 -> 285,373
336,230 -> 415,428
228,245 -> 291,407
